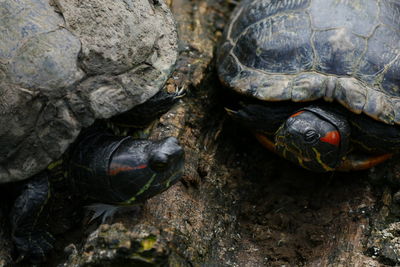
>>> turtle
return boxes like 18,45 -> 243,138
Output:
217,0 -> 400,172
0,0 -> 184,262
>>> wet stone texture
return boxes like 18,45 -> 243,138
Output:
60,223 -> 179,266
3,0 -> 400,266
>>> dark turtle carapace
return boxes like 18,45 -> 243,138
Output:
218,0 -> 400,172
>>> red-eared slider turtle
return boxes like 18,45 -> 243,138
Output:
0,0 -> 183,262
218,0 -> 400,172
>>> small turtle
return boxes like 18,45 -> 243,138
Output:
0,0 -> 183,262
218,0 -> 400,172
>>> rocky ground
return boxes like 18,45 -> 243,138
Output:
2,0 -> 400,266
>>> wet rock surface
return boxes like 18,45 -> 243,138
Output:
61,223 -> 181,266
2,0 -> 400,266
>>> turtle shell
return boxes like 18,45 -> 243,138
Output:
218,0 -> 400,125
0,0 -> 178,183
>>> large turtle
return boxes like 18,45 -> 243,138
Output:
0,0 -> 184,262
217,0 -> 400,172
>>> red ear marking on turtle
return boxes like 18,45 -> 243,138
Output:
290,110 -> 305,118
320,130 -> 340,146
108,164 -> 147,176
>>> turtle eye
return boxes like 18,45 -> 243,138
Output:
149,154 -> 170,172
151,161 -> 168,172
304,129 -> 319,144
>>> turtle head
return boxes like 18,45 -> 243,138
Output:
275,107 -> 350,172
106,136 -> 184,204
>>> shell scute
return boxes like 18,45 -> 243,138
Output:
233,11 -> 313,74
313,28 -> 365,76
364,90 -> 395,124
357,26 -> 400,85
218,55 -> 242,88
229,0 -> 311,42
334,78 -> 367,114
8,29 -> 83,97
309,0 -> 379,36
0,0 -> 64,60
379,1 -> 400,30
291,73 -> 326,101
232,71 -> 293,101
381,56 -> 400,97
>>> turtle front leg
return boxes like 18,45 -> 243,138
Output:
10,172 -> 54,262
254,132 -> 277,153
111,86 -> 185,130
336,153 -> 393,171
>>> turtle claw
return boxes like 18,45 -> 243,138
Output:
224,107 -> 238,116
85,203 -> 120,224
173,85 -> 186,99
85,203 -> 141,224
